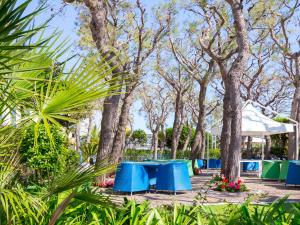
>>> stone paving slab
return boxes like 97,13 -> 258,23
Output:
105,172 -> 300,206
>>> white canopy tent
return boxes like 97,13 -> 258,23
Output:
207,100 -> 298,173
211,103 -> 295,136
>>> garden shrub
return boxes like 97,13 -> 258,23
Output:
165,126 -> 195,149
207,148 -> 221,158
130,129 -> 147,145
20,124 -> 80,182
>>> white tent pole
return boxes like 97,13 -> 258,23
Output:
261,136 -> 264,160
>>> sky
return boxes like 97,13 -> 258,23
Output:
26,0 -> 173,133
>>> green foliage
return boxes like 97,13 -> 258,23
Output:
130,129 -> 147,145
273,117 -> 290,123
165,127 -> 213,150
81,126 -> 99,161
20,124 -> 80,182
207,148 -> 221,158
124,149 -> 192,161
39,196 -> 300,225
270,117 -> 290,158
165,126 -> 195,149
271,146 -> 287,158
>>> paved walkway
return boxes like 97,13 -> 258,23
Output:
106,171 -> 300,206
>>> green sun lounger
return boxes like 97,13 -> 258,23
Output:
279,160 -> 289,181
261,160 -> 281,180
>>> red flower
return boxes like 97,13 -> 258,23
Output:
221,184 -> 225,189
235,184 -> 241,190
222,177 -> 228,183
98,181 -> 107,188
237,179 -> 241,184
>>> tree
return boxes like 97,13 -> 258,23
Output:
130,129 -> 147,146
139,81 -> 171,159
75,1 -> 171,176
156,49 -> 192,159
268,0 -> 300,160
197,0 -> 249,180
167,34 -> 216,168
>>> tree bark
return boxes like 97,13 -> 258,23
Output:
264,135 -> 271,159
182,125 -> 192,152
152,131 -> 159,159
225,0 -> 249,181
288,56 -> 300,160
171,91 -> 184,159
110,87 -> 135,164
191,81 -> 208,169
83,0 -> 123,182
200,132 -> 206,159
246,136 -> 252,158
220,88 -> 231,175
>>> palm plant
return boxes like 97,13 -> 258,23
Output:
81,126 -> 99,162
0,0 -> 121,224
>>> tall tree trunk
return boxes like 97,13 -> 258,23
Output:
152,131 -> 159,159
264,135 -> 271,159
182,125 -> 192,152
191,81 -> 208,169
288,56 -> 300,160
226,75 -> 242,181
200,131 -> 206,159
83,0 -> 123,183
160,124 -> 165,151
220,88 -> 231,175
171,91 -> 183,159
225,0 -> 249,181
246,136 -> 252,158
110,88 -> 135,164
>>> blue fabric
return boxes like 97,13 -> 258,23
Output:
208,159 -> 221,168
156,162 -> 192,191
197,159 -> 204,168
141,163 -> 160,186
113,162 -> 149,192
243,162 -> 259,171
286,161 -> 300,185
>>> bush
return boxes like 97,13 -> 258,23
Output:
165,127 -> 213,151
130,129 -> 147,145
165,126 -> 195,149
271,146 -> 287,159
207,148 -> 221,158
20,124 -> 80,182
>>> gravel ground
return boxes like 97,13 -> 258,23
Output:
105,171 -> 300,206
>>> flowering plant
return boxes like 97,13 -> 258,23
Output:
95,178 -> 115,188
210,174 -> 247,192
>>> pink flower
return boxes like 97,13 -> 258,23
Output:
228,182 -> 235,188
235,184 -> 241,190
